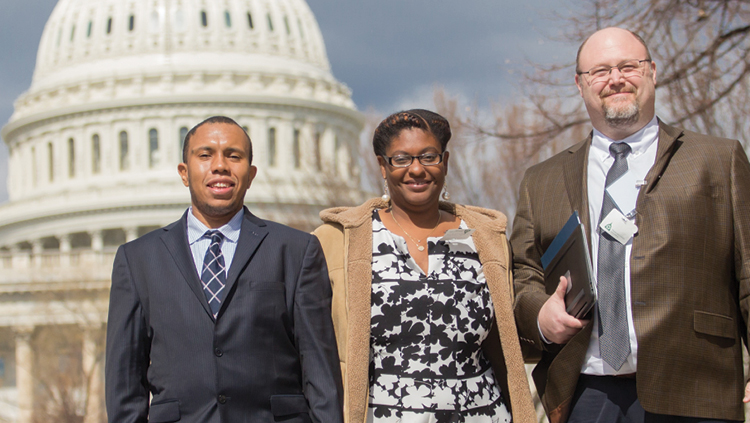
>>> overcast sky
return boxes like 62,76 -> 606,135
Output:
0,0 -> 578,203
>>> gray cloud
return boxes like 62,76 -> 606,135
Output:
307,0 -> 574,111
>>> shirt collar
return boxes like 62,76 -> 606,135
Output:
186,207 -> 244,245
591,115 -> 659,161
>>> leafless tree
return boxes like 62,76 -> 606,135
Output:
559,0 -> 750,147
440,0 -> 750,226
433,88 -> 586,224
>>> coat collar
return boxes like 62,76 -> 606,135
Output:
319,198 -> 507,234
643,119 -> 683,194
562,136 -> 592,250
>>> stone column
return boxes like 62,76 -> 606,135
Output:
31,240 -> 43,268
14,325 -> 35,423
90,230 -> 103,252
90,230 -> 103,265
125,227 -> 138,243
82,324 -> 104,423
59,234 -> 71,267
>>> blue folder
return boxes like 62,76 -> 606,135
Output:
540,211 -> 597,318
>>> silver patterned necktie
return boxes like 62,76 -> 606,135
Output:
597,142 -> 632,370
201,230 -> 226,318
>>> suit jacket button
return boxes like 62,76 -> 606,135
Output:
214,348 -> 223,357
218,394 -> 227,404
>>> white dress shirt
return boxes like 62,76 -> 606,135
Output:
582,116 -> 659,375
186,207 -> 243,277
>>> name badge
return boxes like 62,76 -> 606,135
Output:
600,209 -> 637,245
441,228 -> 475,241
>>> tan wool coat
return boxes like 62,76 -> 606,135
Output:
313,198 -> 536,423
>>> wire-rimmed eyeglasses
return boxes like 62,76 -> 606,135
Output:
578,59 -> 651,84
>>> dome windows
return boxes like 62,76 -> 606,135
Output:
149,129 -> 159,168
86,21 -> 92,38
179,127 -> 188,162
119,131 -> 129,171
106,17 -> 112,35
266,13 -> 273,32
128,15 -> 135,32
92,134 -> 101,174
314,131 -> 322,171
247,12 -> 254,29
268,127 -> 276,166
70,25 -> 76,42
224,11 -> 232,28
68,138 -> 75,178
293,129 -> 300,169
200,10 -> 208,27
284,16 -> 290,35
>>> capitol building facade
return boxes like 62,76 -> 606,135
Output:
0,0 -> 364,421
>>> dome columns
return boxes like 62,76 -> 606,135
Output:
81,322 -> 105,423
13,325 -> 35,423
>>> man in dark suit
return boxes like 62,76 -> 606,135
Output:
512,27 -> 750,422
105,116 -> 343,423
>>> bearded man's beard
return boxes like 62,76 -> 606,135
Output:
602,91 -> 639,128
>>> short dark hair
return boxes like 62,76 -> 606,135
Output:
575,29 -> 652,74
182,116 -> 253,164
372,109 -> 451,157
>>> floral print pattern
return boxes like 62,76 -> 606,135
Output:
368,211 -> 511,423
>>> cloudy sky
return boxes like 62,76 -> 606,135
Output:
0,0 -> 578,203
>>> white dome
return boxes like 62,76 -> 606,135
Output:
0,0 -> 364,246
0,2 -> 364,419
8,0 -> 355,125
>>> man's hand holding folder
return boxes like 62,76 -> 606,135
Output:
538,276 -> 590,344
537,211 -> 596,345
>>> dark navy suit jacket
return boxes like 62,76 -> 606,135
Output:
105,208 -> 343,423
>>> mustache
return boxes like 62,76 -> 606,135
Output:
600,87 -> 636,98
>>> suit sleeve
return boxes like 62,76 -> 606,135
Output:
294,236 -> 344,423
511,169 -> 553,353
731,141 -> 750,357
105,246 -> 150,423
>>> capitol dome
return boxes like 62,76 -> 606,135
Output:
0,0 -> 364,421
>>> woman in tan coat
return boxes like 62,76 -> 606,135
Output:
314,109 -> 535,423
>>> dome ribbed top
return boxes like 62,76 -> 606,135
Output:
4,0 -> 355,126
34,0 -> 331,83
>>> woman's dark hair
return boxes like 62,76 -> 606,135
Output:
372,109 -> 451,157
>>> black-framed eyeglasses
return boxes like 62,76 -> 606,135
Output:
382,152 -> 444,168
578,59 -> 651,84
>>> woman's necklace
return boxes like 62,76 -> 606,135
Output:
390,209 -> 442,252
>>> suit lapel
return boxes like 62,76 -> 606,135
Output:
642,120 -> 683,195
161,212 -> 214,319
220,209 -> 268,316
563,135 -> 593,251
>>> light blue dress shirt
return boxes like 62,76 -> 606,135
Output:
186,207 -> 243,277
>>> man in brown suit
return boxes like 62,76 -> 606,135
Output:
512,27 -> 750,422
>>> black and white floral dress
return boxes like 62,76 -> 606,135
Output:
368,211 -> 511,423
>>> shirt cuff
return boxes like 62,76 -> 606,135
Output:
538,318 -> 553,344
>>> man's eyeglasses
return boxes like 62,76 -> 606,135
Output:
382,152 -> 444,168
578,59 -> 651,84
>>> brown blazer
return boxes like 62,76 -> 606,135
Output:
511,120 -> 750,422
314,198 -> 537,423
